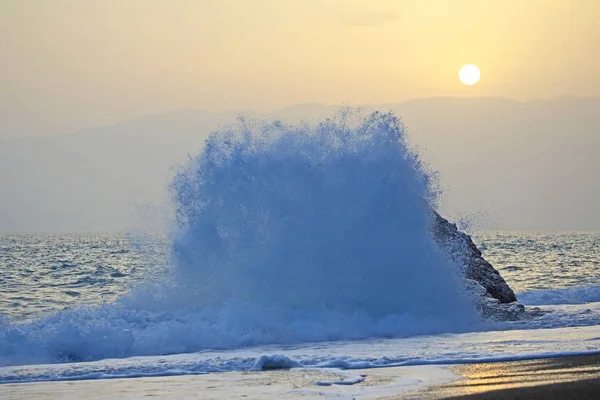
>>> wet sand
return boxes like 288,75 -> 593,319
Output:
0,365 -> 457,399
399,354 -> 600,399
0,369 -> 354,400
1,354 -> 599,399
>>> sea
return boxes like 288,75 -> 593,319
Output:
1,111 -> 599,384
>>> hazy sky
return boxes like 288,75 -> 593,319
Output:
1,0 -> 599,138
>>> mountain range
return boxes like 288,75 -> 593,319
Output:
1,97 -> 598,232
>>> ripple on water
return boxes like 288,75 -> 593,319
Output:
0,232 -> 598,321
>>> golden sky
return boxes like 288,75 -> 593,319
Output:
1,0 -> 599,136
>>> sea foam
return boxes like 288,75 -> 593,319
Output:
0,110 -> 480,366
518,285 -> 600,306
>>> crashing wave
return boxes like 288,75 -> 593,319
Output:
1,110 -> 497,366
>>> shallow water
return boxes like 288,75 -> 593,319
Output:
1,321 -> 599,383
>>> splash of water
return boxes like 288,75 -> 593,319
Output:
165,110 -> 474,316
0,110 -> 480,366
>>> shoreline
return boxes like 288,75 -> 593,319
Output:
0,365 -> 458,399
401,353 -> 600,399
1,354 -> 599,399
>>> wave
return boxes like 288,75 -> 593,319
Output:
0,110 -> 481,366
517,285 -> 600,306
4,323 -> 600,384
5,350 -> 600,384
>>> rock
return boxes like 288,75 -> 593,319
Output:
432,211 -> 518,304
251,355 -> 302,371
479,298 -> 525,320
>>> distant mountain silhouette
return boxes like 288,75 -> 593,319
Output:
1,97 -> 598,232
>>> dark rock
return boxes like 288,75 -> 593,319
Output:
479,297 -> 525,320
432,211 -> 517,303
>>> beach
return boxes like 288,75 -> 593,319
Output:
404,353 -> 600,399
1,354 -> 598,399
0,364 -> 455,399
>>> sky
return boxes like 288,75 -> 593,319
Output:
0,1 -> 599,232
1,0 -> 599,139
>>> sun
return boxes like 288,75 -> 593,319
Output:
459,64 -> 480,85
